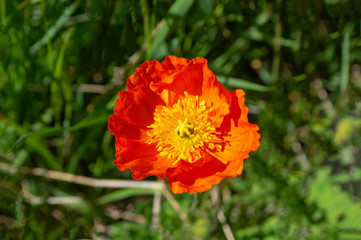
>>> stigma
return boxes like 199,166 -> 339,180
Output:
175,118 -> 194,138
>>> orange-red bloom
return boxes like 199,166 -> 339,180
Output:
108,56 -> 260,194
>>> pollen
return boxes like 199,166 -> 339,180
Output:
147,92 -> 222,165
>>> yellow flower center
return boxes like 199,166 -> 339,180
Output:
147,92 -> 222,165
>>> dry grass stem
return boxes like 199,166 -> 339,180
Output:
160,181 -> 190,226
151,180 -> 162,229
211,186 -> 235,240
0,162 -> 162,190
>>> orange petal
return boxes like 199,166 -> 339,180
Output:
127,56 -> 188,90
167,153 -> 228,194
114,138 -> 172,180
150,57 -> 231,121
209,122 -> 260,167
108,114 -> 144,140
127,60 -> 161,89
149,60 -> 205,104
161,55 -> 191,71
112,86 -> 165,129
212,89 -> 260,164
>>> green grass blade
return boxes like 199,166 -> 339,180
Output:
1,117 -> 62,171
97,188 -> 157,205
150,0 -> 194,58
217,75 -> 275,92
29,1 -> 79,54
340,31 -> 350,92
210,38 -> 247,71
69,112 -> 109,132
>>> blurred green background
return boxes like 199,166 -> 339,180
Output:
1,0 -> 361,239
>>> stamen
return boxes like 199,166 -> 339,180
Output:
147,92 -> 222,164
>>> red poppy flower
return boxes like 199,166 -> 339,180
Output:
108,56 -> 260,194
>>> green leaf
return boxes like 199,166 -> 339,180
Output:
308,167 -> 361,230
330,167 -> 361,184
